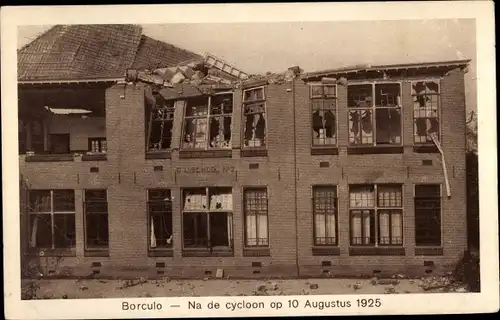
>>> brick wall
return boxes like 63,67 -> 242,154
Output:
19,67 -> 468,279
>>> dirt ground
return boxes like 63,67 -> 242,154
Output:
22,276 -> 469,300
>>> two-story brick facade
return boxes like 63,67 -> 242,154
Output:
17,25 -> 470,280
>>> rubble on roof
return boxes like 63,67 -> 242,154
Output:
126,53 -> 303,100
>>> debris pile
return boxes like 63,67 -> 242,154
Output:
418,275 -> 468,292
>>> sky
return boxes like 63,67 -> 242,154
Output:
18,19 -> 476,112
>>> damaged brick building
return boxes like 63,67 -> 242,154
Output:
18,24 -> 470,279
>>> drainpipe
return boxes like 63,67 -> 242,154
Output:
291,75 -> 299,277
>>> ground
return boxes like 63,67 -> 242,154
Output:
22,276 -> 468,300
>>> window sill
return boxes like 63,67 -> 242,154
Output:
28,248 -> 76,257
241,148 -> 268,158
179,149 -> 232,159
182,248 -> 233,257
148,249 -> 174,257
415,247 -> 443,256
146,151 -> 172,159
312,246 -> 340,256
25,154 -> 75,162
82,154 -> 107,161
413,145 -> 440,153
311,147 -> 339,156
347,145 -> 404,155
349,246 -> 405,256
84,249 -> 109,257
243,247 -> 271,257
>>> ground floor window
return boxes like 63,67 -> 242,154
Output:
28,189 -> 76,250
148,189 -> 173,250
84,189 -> 108,250
182,187 -> 233,249
243,188 -> 269,247
313,186 -> 338,246
349,184 -> 403,246
414,184 -> 442,246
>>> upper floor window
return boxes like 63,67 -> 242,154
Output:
412,81 -> 440,144
348,83 -> 402,146
146,94 -> 175,152
88,137 -> 107,153
349,184 -> 403,246
183,93 -> 233,150
28,189 -> 76,250
311,84 -> 337,146
243,87 -> 266,148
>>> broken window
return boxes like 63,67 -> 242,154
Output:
88,138 -> 107,153
243,188 -> 269,247
84,189 -> 109,250
349,184 -> 403,246
311,84 -> 337,145
243,87 -> 266,148
414,184 -> 441,246
49,134 -> 70,154
28,190 -> 76,250
148,189 -> 173,250
182,187 -> 233,249
146,93 -> 175,152
183,93 -> 233,149
313,186 -> 338,246
348,83 -> 402,146
412,81 -> 440,143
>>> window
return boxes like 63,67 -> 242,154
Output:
148,189 -> 173,250
88,138 -> 107,153
412,81 -> 440,143
414,184 -> 441,246
349,184 -> 403,246
311,85 -> 337,146
183,93 -> 233,149
29,120 -> 45,153
244,188 -> 269,247
84,190 -> 108,250
50,134 -> 70,154
313,186 -> 338,246
243,87 -> 266,148
28,190 -> 76,250
182,187 -> 233,249
147,93 -> 175,152
348,83 -> 402,146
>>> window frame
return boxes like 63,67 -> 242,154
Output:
181,92 -> 234,151
312,185 -> 339,246
88,137 -> 107,154
146,94 -> 176,153
310,84 -> 338,147
413,183 -> 443,247
348,184 -> 404,247
147,188 -> 173,253
242,86 -> 267,149
347,81 -> 403,147
181,187 -> 234,251
410,79 -> 442,145
83,189 -> 109,254
27,189 -> 76,253
243,186 -> 270,248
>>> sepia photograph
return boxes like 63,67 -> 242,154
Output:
2,2 -> 498,319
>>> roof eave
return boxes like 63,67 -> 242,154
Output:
18,77 -> 126,85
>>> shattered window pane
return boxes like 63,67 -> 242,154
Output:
244,88 -> 264,102
148,189 -> 173,249
375,108 -> 401,144
147,95 -> 175,152
412,81 -> 440,143
348,84 -> 372,108
182,187 -> 233,249
349,110 -> 373,144
243,103 -> 266,148
182,94 -> 233,150
311,85 -> 337,145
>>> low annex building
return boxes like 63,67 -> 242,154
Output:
18,24 -> 470,279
